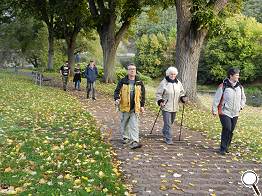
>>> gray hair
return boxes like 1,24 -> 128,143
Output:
166,66 -> 178,76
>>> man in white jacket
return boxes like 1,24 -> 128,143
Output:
212,68 -> 246,155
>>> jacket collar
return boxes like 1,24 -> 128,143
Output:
223,78 -> 241,89
165,76 -> 178,83
122,75 -> 141,84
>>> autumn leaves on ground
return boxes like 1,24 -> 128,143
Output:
0,73 -> 125,195
1,71 -> 262,195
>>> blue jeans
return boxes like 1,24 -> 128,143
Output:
162,110 -> 176,143
86,81 -> 96,98
75,80 -> 80,90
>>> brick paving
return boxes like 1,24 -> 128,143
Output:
72,90 -> 261,196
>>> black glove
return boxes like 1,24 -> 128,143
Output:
180,96 -> 188,103
157,99 -> 165,106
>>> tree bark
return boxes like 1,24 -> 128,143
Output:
98,15 -> 118,83
101,37 -> 117,83
89,0 -> 131,83
66,32 -> 78,71
175,0 -> 210,101
47,28 -> 54,70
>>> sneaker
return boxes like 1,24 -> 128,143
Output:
166,140 -> 173,145
130,141 -> 142,149
122,138 -> 129,144
92,97 -> 96,100
164,138 -> 173,145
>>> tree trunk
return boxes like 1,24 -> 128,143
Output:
101,35 -> 117,83
47,28 -> 54,70
66,33 -> 78,72
99,17 -> 118,83
175,0 -> 208,102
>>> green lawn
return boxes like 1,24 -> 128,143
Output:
0,72 -> 125,195
96,81 -> 262,162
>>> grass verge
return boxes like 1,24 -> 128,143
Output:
0,72 -> 125,195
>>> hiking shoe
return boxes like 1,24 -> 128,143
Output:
219,150 -> 226,155
122,138 -> 129,144
164,138 -> 173,145
130,141 -> 142,149
165,140 -> 173,145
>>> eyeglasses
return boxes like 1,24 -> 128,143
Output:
128,68 -> 136,70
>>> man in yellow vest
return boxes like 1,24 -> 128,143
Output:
114,63 -> 145,149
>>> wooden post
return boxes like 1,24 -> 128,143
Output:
39,74 -> 42,86
35,72 -> 38,85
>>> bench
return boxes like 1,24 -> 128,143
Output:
32,71 -> 51,86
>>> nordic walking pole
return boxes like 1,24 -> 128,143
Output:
150,89 -> 166,134
150,107 -> 162,134
178,103 -> 185,141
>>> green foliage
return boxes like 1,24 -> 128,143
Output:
133,6 -> 177,37
190,0 -> 243,37
243,0 -> 262,23
95,64 -> 152,84
198,15 -> 262,83
54,0 -> 93,40
0,16 -> 48,68
75,31 -> 103,65
135,33 -> 168,78
192,1 -> 221,32
244,86 -> 262,107
0,72 -> 125,195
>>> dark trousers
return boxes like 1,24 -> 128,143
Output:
62,76 -> 68,91
219,115 -> 238,152
86,82 -> 95,99
74,80 -> 80,90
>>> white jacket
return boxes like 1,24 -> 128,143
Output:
156,77 -> 185,112
212,79 -> 246,118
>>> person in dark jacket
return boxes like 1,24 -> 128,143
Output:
212,68 -> 246,155
114,63 -> 145,149
73,64 -> 82,91
85,60 -> 98,100
60,61 -> 70,91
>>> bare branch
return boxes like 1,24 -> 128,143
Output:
115,19 -> 131,46
213,0 -> 228,14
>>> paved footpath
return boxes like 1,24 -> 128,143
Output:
70,89 -> 261,196
19,71 -> 262,196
